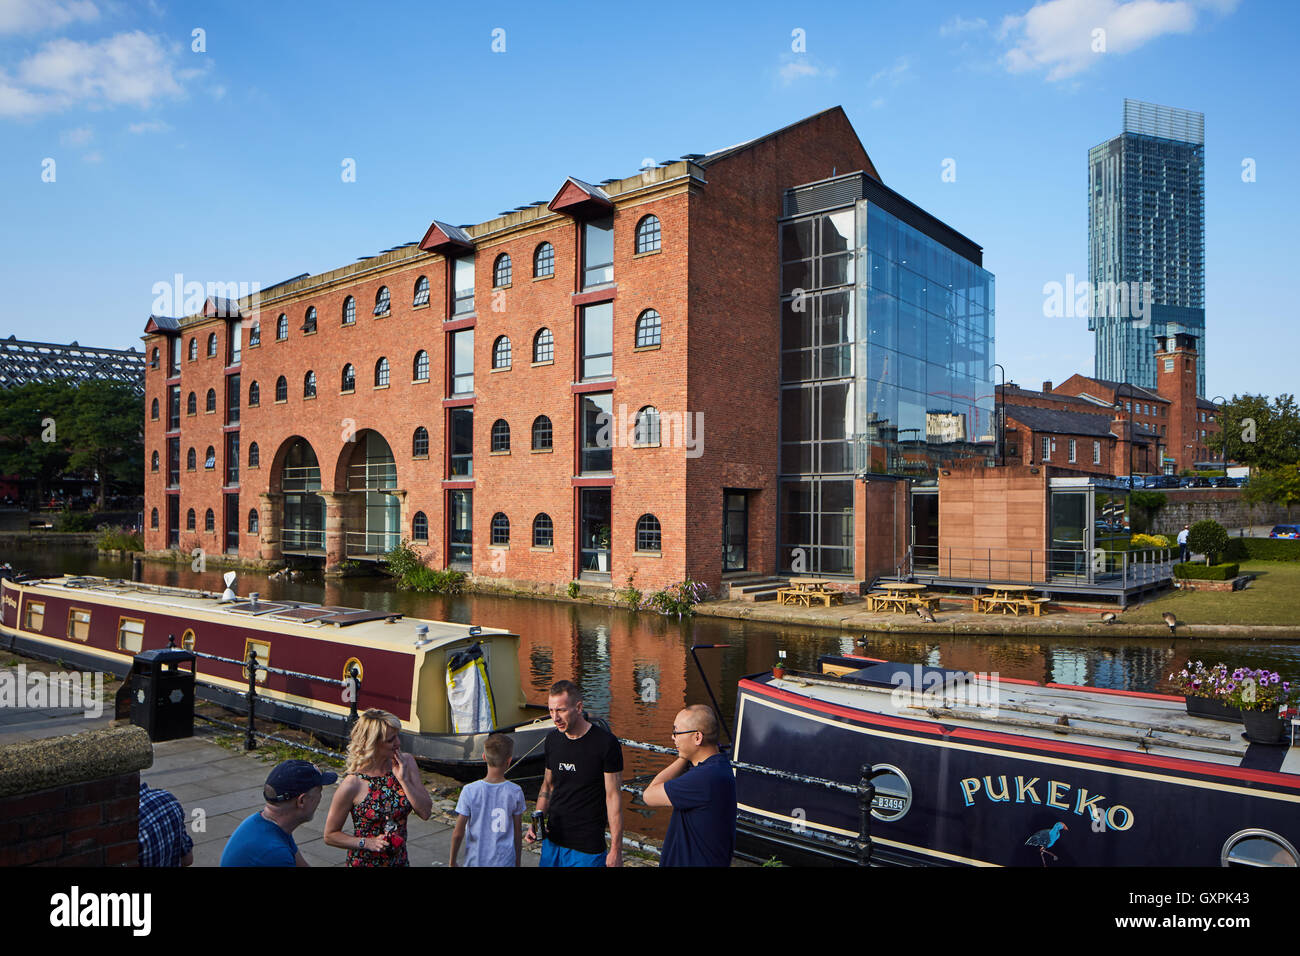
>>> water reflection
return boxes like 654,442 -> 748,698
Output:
22,549 -> 1300,843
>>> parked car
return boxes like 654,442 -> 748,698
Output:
1268,525 -> 1300,539
1212,476 -> 1236,488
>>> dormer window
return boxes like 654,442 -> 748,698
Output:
582,216 -> 614,288
453,257 -> 475,315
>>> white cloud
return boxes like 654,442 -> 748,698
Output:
60,124 -> 92,145
869,56 -> 911,88
127,118 -> 169,133
941,15 -> 989,36
0,30 -> 186,116
777,55 -> 836,85
82,149 -> 101,163
999,0 -> 1234,81
0,0 -> 98,35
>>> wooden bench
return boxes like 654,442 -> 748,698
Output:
776,588 -> 809,607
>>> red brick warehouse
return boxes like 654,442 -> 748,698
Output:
141,107 -> 988,594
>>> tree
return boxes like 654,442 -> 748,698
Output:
0,380 -> 73,505
1129,490 -> 1166,534
1207,394 -> 1300,472
64,380 -> 143,507
1187,519 -> 1229,566
1243,464 -> 1300,519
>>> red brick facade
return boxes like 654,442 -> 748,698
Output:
142,108 -> 879,593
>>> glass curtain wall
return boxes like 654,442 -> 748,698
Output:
282,439 -> 325,553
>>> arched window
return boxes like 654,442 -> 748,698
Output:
187,392 -> 197,415
275,376 -> 287,402
492,336 -> 512,369
150,348 -> 159,369
635,406 -> 660,445
493,253 -> 512,287
188,338 -> 197,361
413,351 -> 429,382
204,508 -> 215,532
374,286 -> 390,316
635,309 -> 661,348
491,419 -> 510,452
186,508 -> 196,530
304,371 -> 317,398
150,508 -> 159,529
341,364 -> 355,392
491,512 -> 510,546
636,514 -> 662,552
413,275 -> 430,307
207,332 -> 218,357
248,442 -> 260,468
375,357 -> 390,387
635,214 -> 661,254
204,446 -> 216,469
342,296 -> 356,325
276,314 -> 288,340
248,509 -> 259,534
151,451 -> 159,472
413,511 -> 428,541
206,388 -> 216,412
186,448 -> 196,470
531,415 -> 552,451
533,242 -> 555,278
412,426 -> 429,457
249,322 -> 260,346
303,306 -> 317,333
533,513 -> 553,548
248,380 -> 260,406
151,398 -> 159,420
533,328 -> 553,363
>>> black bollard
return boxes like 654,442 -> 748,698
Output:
245,646 -> 259,751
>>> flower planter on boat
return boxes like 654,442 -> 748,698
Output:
1242,707 -> 1287,745
1184,696 -> 1241,722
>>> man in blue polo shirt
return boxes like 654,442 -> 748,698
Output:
643,704 -> 736,866
221,760 -> 337,867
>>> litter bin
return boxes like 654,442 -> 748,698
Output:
126,647 -> 196,741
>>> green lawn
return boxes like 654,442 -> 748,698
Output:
1124,561 -> 1300,627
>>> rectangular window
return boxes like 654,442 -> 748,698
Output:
167,385 -> 180,431
67,607 -> 91,641
1093,441 -> 1101,465
449,490 -> 472,567
242,639 -> 270,684
24,601 -> 45,632
117,616 -> 145,653
226,432 -> 240,486
1041,436 -> 1051,462
580,392 -> 614,473
582,216 -> 615,288
450,408 -> 473,478
169,335 -> 181,377
1068,439 -> 1076,463
453,257 -> 475,315
226,373 -> 240,426
580,302 -> 614,379
228,320 -> 242,365
167,438 -> 180,488
450,329 -> 474,395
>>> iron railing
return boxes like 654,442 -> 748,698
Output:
346,529 -> 401,557
907,545 -> 1174,588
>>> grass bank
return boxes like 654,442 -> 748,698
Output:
1123,561 -> 1300,627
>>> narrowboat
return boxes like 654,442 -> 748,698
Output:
0,574 -> 553,779
733,654 -> 1300,867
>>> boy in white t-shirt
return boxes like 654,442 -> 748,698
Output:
450,733 -> 526,866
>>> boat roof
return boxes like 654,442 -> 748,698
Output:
18,576 -> 514,653
758,659 -> 1300,777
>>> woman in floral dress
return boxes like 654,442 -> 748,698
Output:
324,709 -> 433,866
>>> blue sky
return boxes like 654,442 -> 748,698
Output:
1,0 -> 1296,399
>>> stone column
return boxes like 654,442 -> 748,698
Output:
321,491 -> 348,573
259,492 -> 283,563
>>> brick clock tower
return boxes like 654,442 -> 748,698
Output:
1156,333 -> 1199,472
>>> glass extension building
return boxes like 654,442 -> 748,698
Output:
778,173 -> 996,575
1089,99 -> 1206,396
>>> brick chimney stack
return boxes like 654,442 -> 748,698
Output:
1042,381 -> 1052,393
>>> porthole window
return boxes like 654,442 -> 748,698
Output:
533,513 -> 553,548
181,628 -> 197,652
342,296 -> 356,325
531,415 -> 552,451
493,336 -> 512,369
635,214 -> 661,254
491,512 -> 510,546
534,242 -> 554,278
342,657 -> 364,686
533,328 -> 553,363
493,253 -> 512,288
1221,829 -> 1299,867
413,275 -> 430,307
636,309 -> 662,348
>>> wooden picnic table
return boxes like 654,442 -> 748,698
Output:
974,584 -> 1049,616
778,578 -> 846,608
866,582 -> 935,614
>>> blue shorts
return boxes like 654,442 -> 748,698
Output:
540,841 -> 605,867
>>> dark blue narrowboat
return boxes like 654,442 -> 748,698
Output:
733,654 -> 1300,867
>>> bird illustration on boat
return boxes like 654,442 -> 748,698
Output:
1025,822 -> 1069,866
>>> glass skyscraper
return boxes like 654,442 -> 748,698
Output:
778,173 -> 995,574
1089,98 -> 1205,396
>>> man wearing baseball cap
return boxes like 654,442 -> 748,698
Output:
221,760 -> 338,867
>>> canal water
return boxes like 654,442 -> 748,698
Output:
17,548 -> 1300,843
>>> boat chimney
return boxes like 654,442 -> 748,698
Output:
413,624 -> 432,647
249,592 -> 259,609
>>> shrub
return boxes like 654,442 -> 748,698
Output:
54,509 -> 95,532
1187,519 -> 1229,564
1224,537 -> 1300,562
96,525 -> 142,551
1130,533 -> 1171,549
1173,562 -> 1239,581
383,540 -> 465,593
645,579 -> 710,618
617,573 -> 642,610
566,581 -> 580,599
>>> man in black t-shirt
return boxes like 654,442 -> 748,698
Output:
525,680 -> 623,867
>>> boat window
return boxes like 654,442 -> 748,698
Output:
343,657 -> 364,688
117,617 -> 145,653
242,639 -> 271,684
181,629 -> 196,652
67,607 -> 92,641
24,601 -> 45,632
1221,830 -> 1299,867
